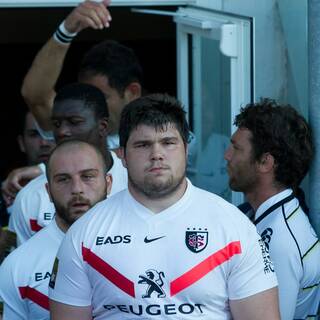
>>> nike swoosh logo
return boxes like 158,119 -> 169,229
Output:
144,236 -> 165,243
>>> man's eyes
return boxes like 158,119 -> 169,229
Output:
56,176 -> 69,183
164,140 -> 176,145
55,175 -> 96,183
69,119 -> 84,125
82,174 -> 96,181
51,119 -> 84,127
134,140 -> 177,147
135,143 -> 149,148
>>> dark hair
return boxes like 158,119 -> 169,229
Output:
54,83 -> 109,119
119,93 -> 190,148
46,139 -> 108,182
78,40 -> 143,95
235,98 -> 314,190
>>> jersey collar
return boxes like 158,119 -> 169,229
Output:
254,188 -> 294,224
126,179 -> 192,222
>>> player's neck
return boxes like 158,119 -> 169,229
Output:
245,182 -> 286,212
129,179 -> 188,214
55,215 -> 69,233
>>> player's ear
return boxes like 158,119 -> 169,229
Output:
257,152 -> 275,173
98,117 -> 109,137
106,174 -> 113,195
45,182 -> 53,202
124,82 -> 141,103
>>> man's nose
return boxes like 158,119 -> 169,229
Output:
39,137 -> 54,147
71,177 -> 84,194
150,143 -> 164,161
55,124 -> 72,141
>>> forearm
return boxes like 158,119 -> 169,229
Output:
21,37 -> 70,130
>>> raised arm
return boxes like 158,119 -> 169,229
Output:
21,0 -> 112,131
21,37 -> 68,131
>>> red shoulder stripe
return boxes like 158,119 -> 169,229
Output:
19,286 -> 49,310
30,219 -> 43,232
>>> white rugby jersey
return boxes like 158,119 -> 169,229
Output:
0,219 -> 64,320
8,151 -> 127,246
253,189 -> 320,320
8,173 -> 55,246
49,181 -> 278,320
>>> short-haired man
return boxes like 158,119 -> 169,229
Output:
224,98 -> 320,319
49,94 -> 280,320
8,83 -> 127,246
17,111 -> 56,166
0,140 -> 111,319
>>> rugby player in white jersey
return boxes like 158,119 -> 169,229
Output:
224,98 -> 320,319
0,139 -> 111,319
8,83 -> 127,246
49,93 -> 280,320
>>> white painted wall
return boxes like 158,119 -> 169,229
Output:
195,0 -> 307,114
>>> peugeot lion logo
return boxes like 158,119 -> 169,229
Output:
138,269 -> 166,298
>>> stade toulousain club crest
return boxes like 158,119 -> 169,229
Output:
185,228 -> 208,253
